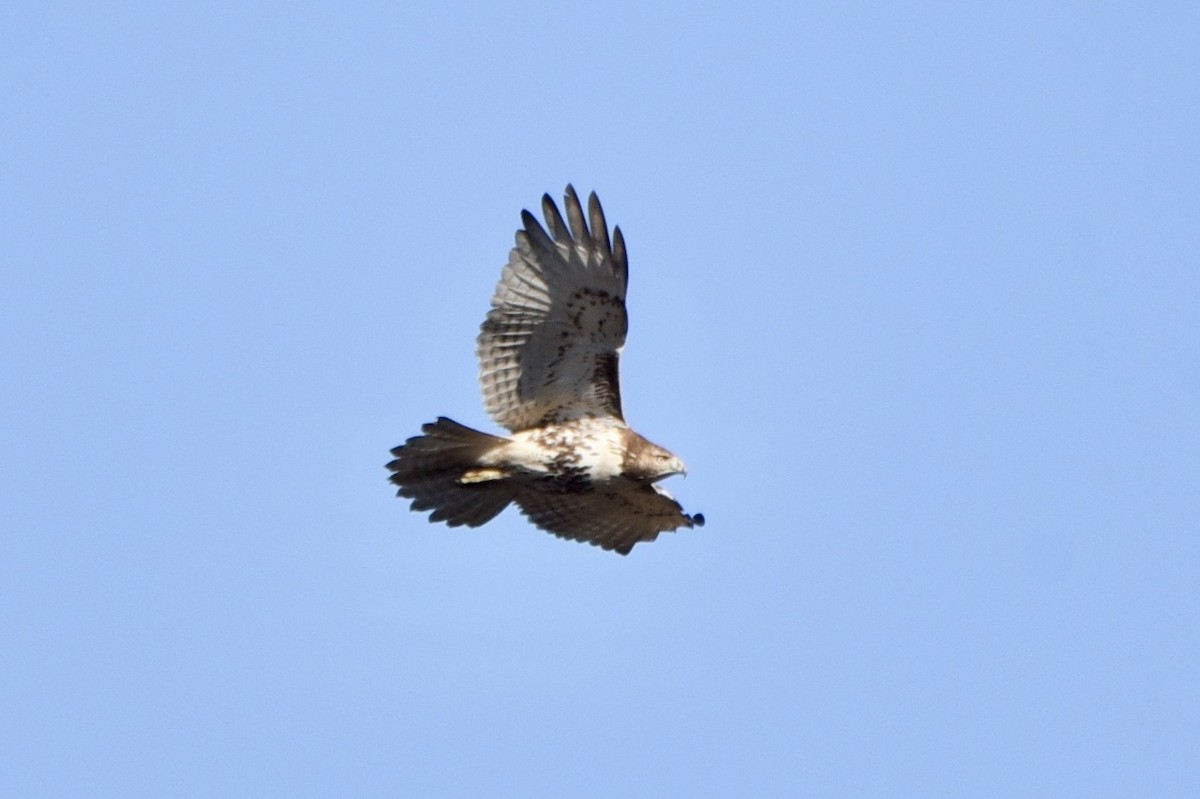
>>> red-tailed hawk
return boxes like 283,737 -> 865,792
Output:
387,186 -> 704,555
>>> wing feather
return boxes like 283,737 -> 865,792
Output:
611,226 -> 628,286
564,185 -> 589,243
541,193 -> 571,244
477,186 -> 629,431
588,191 -> 612,255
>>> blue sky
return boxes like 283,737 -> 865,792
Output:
3,2 -> 1198,796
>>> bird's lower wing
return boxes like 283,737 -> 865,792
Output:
514,481 -> 704,555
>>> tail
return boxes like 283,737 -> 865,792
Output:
387,417 -> 516,528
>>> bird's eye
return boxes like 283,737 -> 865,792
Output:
656,454 -> 669,461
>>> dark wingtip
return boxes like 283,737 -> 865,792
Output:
693,513 -> 705,527
539,194 -> 556,220
587,191 -> 611,254
562,185 -> 588,241
521,206 -> 555,252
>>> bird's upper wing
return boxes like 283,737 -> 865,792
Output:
476,185 -> 629,432
514,481 -> 705,555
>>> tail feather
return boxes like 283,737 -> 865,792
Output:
387,417 -> 515,528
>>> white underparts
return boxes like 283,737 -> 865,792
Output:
485,418 -> 628,482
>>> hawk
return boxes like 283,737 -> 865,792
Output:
387,186 -> 704,555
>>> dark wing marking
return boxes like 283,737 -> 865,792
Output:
476,186 -> 629,432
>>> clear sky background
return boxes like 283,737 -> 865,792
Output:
3,2 -> 1198,796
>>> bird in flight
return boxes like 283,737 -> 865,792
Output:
387,186 -> 703,555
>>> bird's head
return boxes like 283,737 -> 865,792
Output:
623,434 -> 687,482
